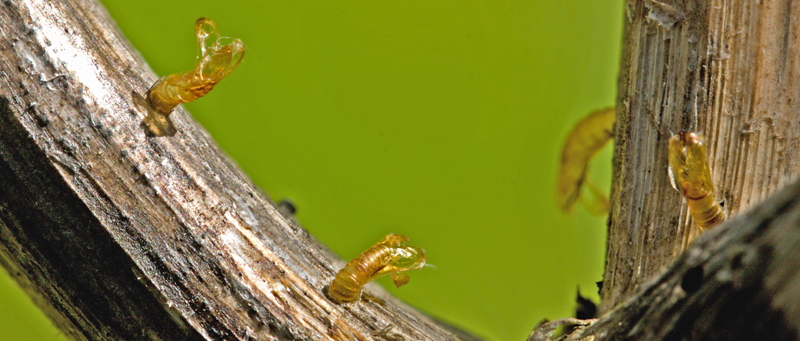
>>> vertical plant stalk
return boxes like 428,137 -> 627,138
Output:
602,0 -> 800,313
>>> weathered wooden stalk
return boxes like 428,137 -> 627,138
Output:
0,0 -> 479,339
603,0 -> 800,313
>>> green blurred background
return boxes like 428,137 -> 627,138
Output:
0,1 -> 622,340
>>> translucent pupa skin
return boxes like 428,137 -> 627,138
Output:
555,107 -> 616,215
142,18 -> 245,136
328,234 -> 426,304
668,131 -> 725,230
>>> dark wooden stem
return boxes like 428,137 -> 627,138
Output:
568,177 -> 800,340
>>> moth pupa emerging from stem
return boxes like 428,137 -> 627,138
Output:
668,131 -> 725,230
555,107 -> 616,216
327,234 -> 426,304
142,17 -> 245,136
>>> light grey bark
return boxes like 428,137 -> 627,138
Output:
0,0 -> 480,340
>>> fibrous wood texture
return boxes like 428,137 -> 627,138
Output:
602,0 -> 800,313
0,0 -> 479,340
